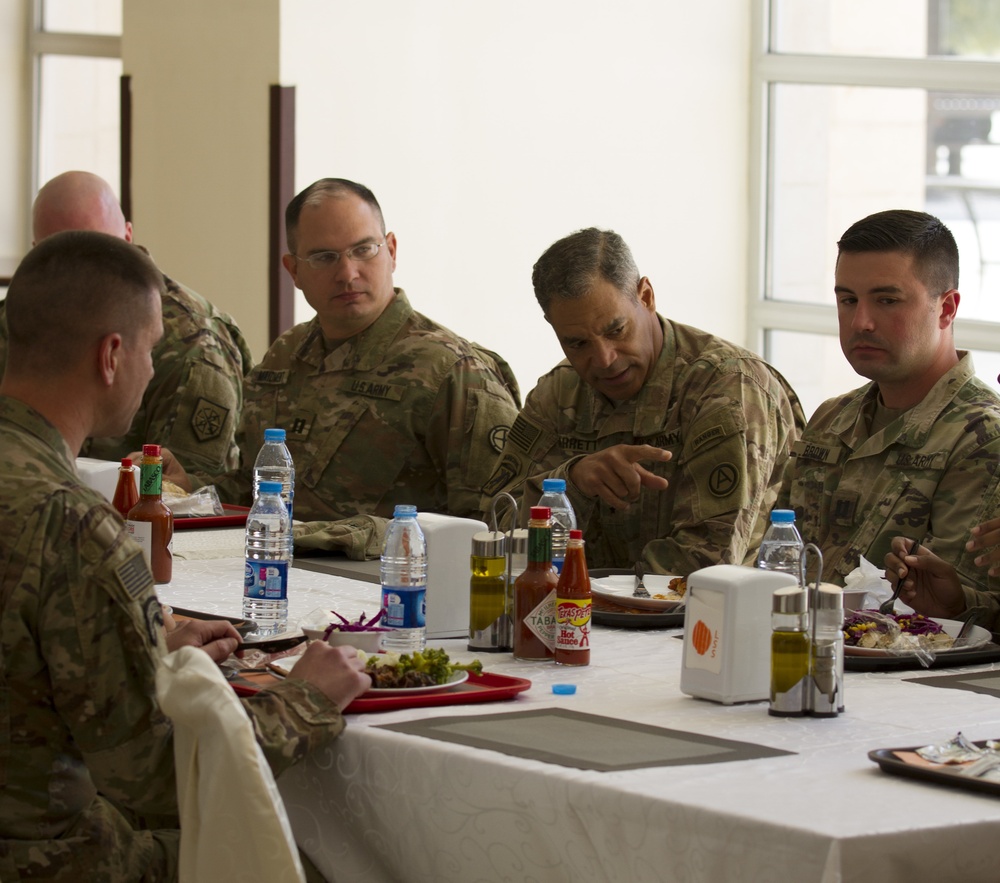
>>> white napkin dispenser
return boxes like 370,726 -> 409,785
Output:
76,457 -> 137,503
417,512 -> 486,639
679,564 -> 798,705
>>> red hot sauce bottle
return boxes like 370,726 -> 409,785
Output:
555,529 -> 591,666
513,506 -> 559,661
126,444 -> 174,584
112,457 -> 139,519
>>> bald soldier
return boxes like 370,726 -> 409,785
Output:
162,178 -> 519,552
0,231 -> 369,881
0,171 -> 253,475
483,227 -> 806,575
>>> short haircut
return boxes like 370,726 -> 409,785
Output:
837,209 -> 959,295
284,178 -> 386,253
531,227 -> 640,314
5,230 -> 163,376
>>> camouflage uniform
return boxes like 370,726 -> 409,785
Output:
0,268 -> 254,477
0,396 -> 345,882
201,289 -> 518,523
776,352 -> 1000,588
482,317 -> 807,575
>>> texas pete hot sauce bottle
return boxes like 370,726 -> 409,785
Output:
555,529 -> 591,666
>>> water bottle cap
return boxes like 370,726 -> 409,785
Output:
542,478 -> 567,493
263,428 -> 287,442
769,509 -> 796,524
393,504 -> 418,518
258,480 -> 283,494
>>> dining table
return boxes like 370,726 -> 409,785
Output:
163,526 -> 1000,883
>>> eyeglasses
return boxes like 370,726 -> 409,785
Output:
292,240 -> 386,270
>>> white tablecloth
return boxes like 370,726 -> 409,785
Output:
159,540 -> 1000,883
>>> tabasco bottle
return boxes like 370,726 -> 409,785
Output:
513,506 -> 559,661
555,529 -> 591,666
126,444 -> 174,583
111,457 -> 139,519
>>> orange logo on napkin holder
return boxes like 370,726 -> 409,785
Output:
691,620 -> 712,655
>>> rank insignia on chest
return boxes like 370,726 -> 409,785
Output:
287,411 -> 314,441
830,492 -> 858,527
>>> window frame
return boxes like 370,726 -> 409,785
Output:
747,0 -> 1000,370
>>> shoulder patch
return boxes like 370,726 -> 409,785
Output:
489,424 -> 511,454
482,453 -> 522,498
116,550 -> 154,600
708,462 -> 740,497
509,414 -> 542,454
190,396 -> 229,442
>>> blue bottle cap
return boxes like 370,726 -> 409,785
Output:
258,481 -> 283,494
263,428 -> 286,442
552,684 -> 577,695
769,509 -> 796,523
542,478 -> 567,493
393,504 -> 418,518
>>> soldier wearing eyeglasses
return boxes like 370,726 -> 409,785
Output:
163,178 -> 519,549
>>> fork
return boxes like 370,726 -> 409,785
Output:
880,538 -> 921,615
633,561 -> 651,598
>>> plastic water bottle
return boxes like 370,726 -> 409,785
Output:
537,478 -> 577,573
253,428 -> 295,524
243,480 -> 292,635
757,509 -> 804,579
380,504 -> 428,653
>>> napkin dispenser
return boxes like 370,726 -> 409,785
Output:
76,457 -> 137,503
417,512 -> 487,639
679,564 -> 798,705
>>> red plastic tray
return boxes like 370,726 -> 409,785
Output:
233,671 -> 532,713
173,504 -> 250,530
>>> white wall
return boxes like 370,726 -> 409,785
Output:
0,0 -> 29,280
280,1 -> 751,393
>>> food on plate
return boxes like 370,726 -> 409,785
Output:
320,609 -> 390,640
843,610 -> 954,652
359,647 -> 483,689
652,576 -> 687,601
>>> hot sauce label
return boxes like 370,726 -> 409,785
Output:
525,589 -> 557,650
556,598 -> 591,652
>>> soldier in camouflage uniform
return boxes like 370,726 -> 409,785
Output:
775,209 -> 1000,587
0,170 -> 254,476
165,179 -> 519,536
481,227 -> 806,575
0,231 -> 369,881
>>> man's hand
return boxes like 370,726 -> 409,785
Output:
129,446 -> 192,492
165,618 -> 242,663
884,537 -> 965,619
568,444 -> 671,510
288,641 -> 372,710
967,516 -> 1000,576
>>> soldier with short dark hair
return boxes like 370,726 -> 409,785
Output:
0,230 -> 370,881
777,209 -> 1000,587
482,227 -> 806,574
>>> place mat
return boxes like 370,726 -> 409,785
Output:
905,669 -> 1000,699
845,642 -> 1000,672
377,707 -> 794,771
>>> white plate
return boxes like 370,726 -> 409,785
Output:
270,657 -> 469,694
844,617 -> 991,657
591,574 -> 684,611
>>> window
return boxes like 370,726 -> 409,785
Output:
749,0 -> 1000,417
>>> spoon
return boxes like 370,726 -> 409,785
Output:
880,537 -> 921,615
633,561 -> 651,598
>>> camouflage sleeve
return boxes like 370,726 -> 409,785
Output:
45,507 -> 178,817
426,354 -> 519,520
642,365 -> 802,575
240,679 -> 346,777
141,344 -> 245,477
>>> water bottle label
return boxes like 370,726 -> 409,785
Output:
244,559 -> 289,600
381,586 -> 426,629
